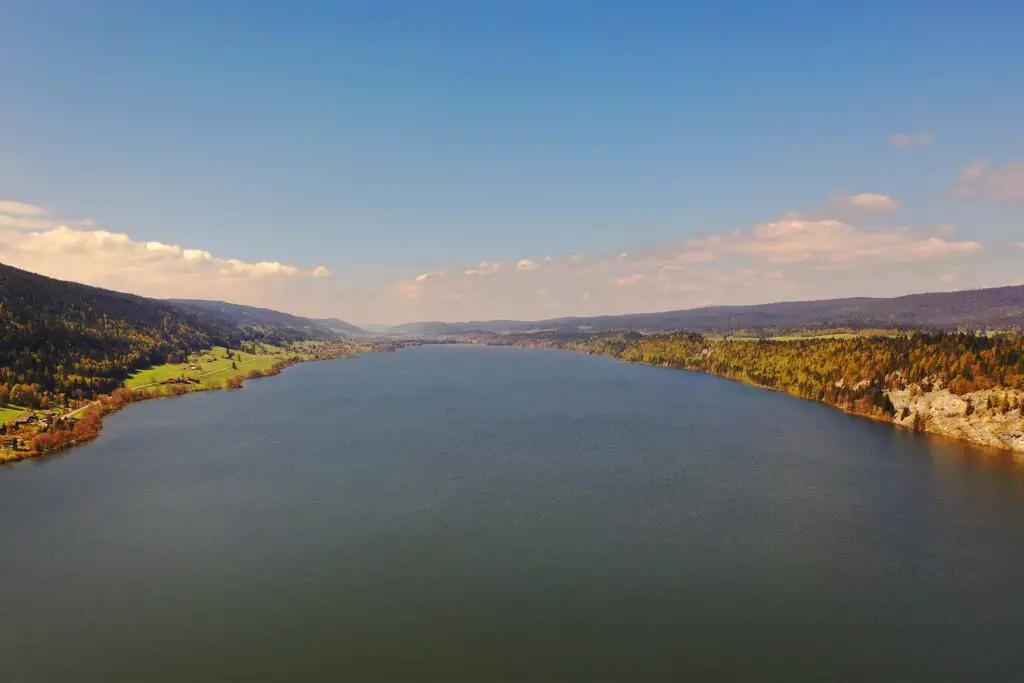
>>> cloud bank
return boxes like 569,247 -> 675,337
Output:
0,201 -> 331,307
393,195 -> 990,321
0,193 -> 1016,325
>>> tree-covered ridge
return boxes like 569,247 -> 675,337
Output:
387,285 -> 1024,336
526,331 -> 1024,420
169,299 -> 366,339
0,262 -> 322,408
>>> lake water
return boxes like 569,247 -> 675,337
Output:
3,345 -> 1024,682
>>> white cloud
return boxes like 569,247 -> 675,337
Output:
831,193 -> 902,213
464,260 -> 502,276
0,200 -> 101,232
0,201 -> 47,216
415,270 -> 444,282
0,205 -> 332,308
0,194 -> 1006,326
0,214 -> 63,231
782,193 -> 903,222
954,160 -> 1024,203
737,219 -> 981,266
889,132 -> 934,149
386,194 -> 988,321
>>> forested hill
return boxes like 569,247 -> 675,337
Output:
309,317 -> 367,337
169,300 -> 364,339
0,262 -> 332,406
391,285 -> 1024,335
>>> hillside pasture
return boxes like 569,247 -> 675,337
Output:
127,346 -> 282,386
124,343 -> 310,394
0,405 -> 28,424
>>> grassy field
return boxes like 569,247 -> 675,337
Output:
714,329 -> 901,342
121,341 -> 353,395
0,405 -> 28,424
125,344 -> 297,391
767,333 -> 860,341
1,405 -> 28,462
713,333 -> 858,342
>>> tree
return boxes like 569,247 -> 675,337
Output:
9,384 -> 23,407
0,385 -> 8,407
18,385 -> 41,409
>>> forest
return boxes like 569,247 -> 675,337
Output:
0,262 -> 324,411
509,331 -> 1024,420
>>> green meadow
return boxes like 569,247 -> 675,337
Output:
121,341 -> 355,395
125,344 -> 295,391
712,329 -> 902,342
0,405 -> 28,425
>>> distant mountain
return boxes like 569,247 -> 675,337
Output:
168,300 -> 364,338
390,285 -> 1024,336
385,320 -> 526,336
357,323 -> 394,334
309,317 -> 367,336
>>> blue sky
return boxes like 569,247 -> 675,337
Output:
1,1 -> 1021,324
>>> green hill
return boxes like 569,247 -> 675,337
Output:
0,262 -> 332,409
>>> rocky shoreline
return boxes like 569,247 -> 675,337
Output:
889,386 -> 1024,454
691,367 -> 1024,457
506,339 -> 1024,459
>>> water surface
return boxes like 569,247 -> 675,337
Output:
3,346 -> 1024,681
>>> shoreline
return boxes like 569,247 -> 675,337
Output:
7,339 -> 1021,465
689,367 -> 1024,456
632,359 -> 1024,458
508,343 -> 1024,459
389,342 -> 1024,457
1,344 -> 363,466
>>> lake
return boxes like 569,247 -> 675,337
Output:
3,345 -> 1024,682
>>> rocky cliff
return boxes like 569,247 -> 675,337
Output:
889,386 -> 1024,455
